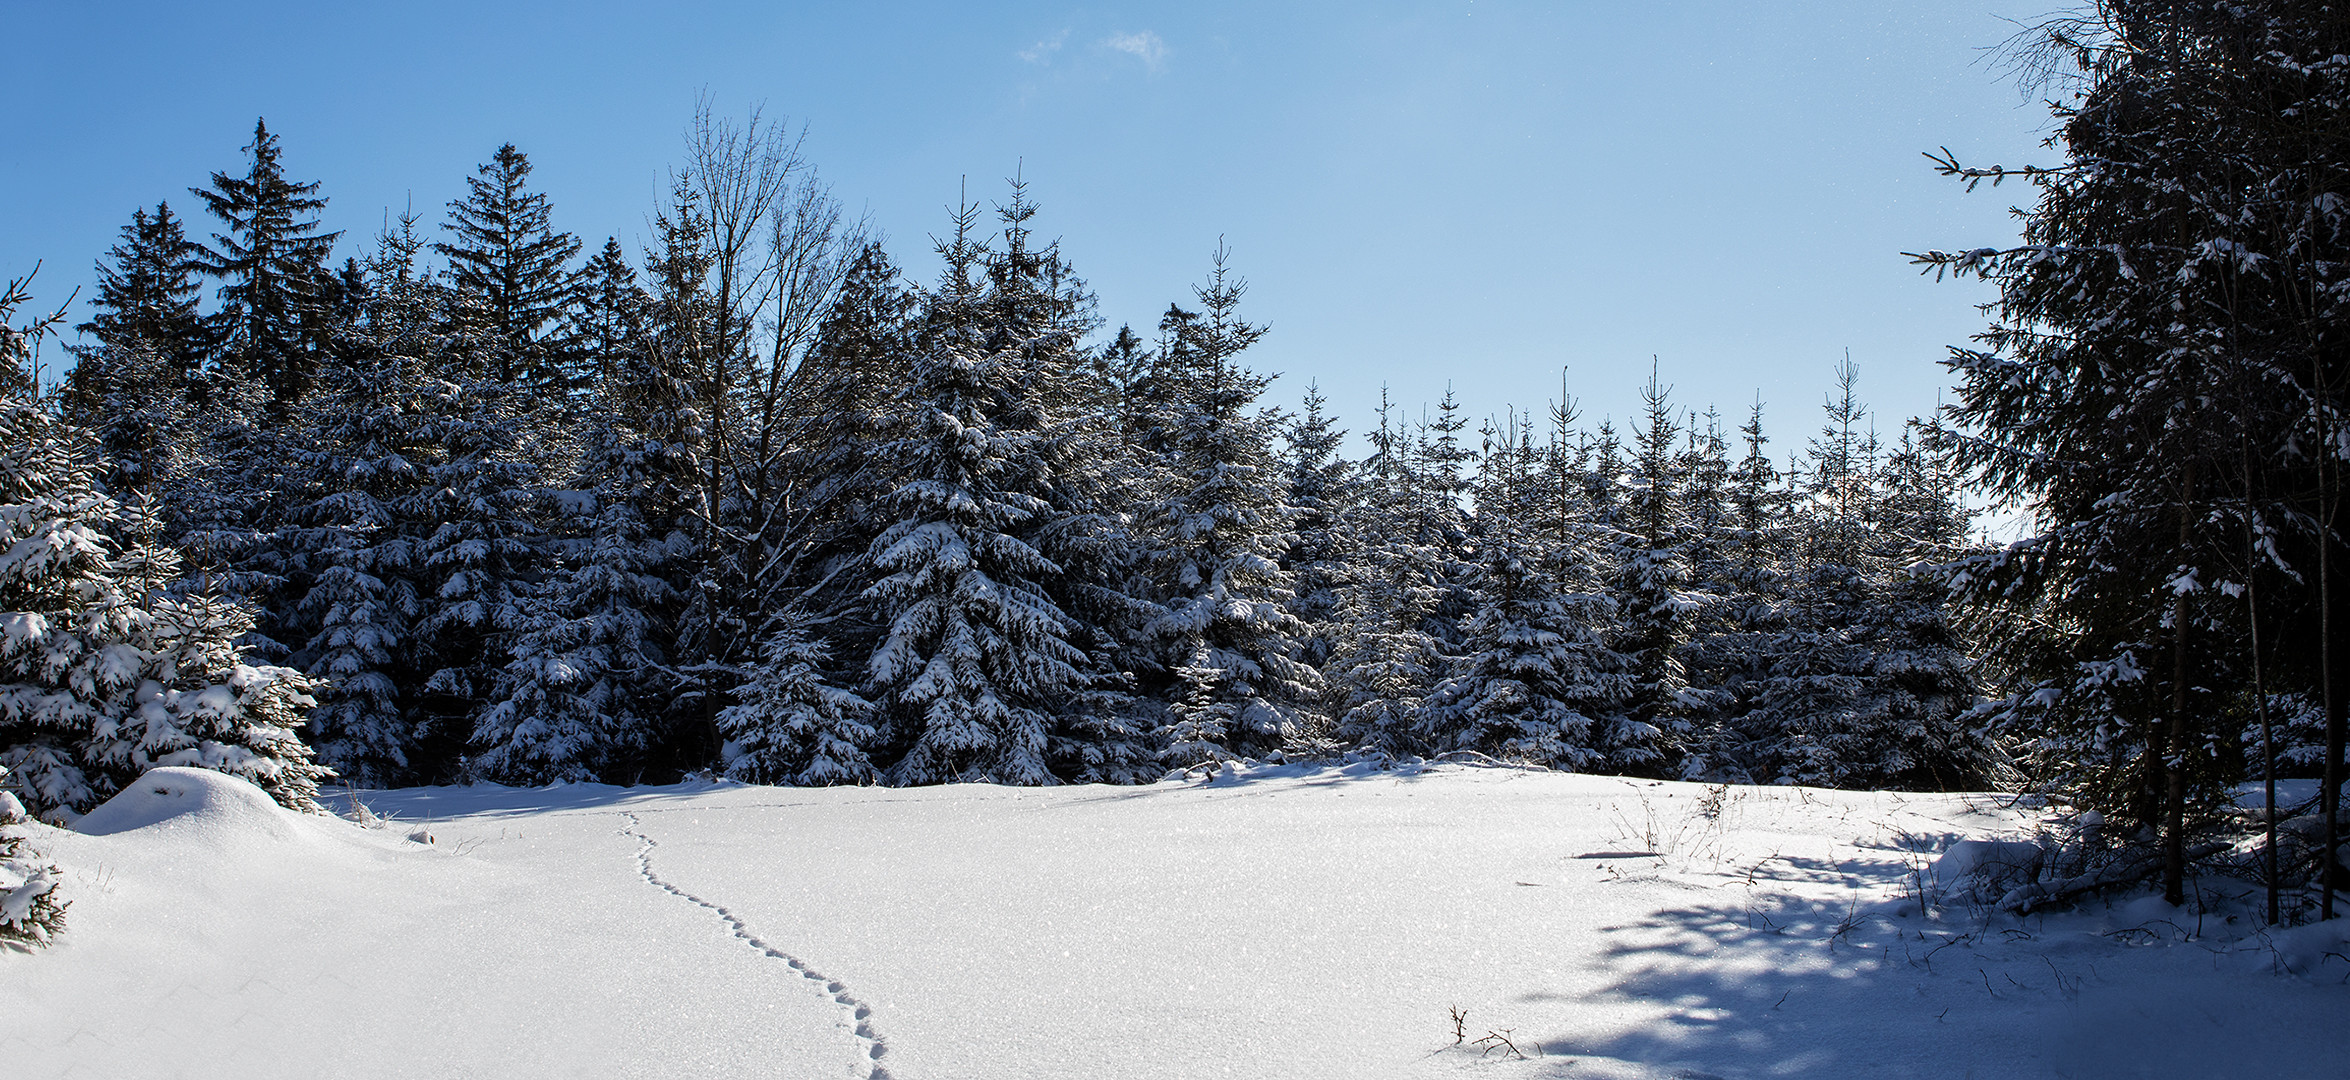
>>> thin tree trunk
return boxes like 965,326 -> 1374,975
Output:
2164,464 -> 2194,907
2245,436 -> 2279,925
2321,364 -> 2342,921
2325,510 -> 2343,919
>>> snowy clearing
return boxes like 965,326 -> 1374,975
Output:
7,763 -> 2347,1079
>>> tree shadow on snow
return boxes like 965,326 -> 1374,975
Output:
1500,886 -> 2347,1080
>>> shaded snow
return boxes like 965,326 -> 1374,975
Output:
6,765 -> 2347,1078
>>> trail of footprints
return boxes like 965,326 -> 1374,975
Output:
620,812 -> 894,1079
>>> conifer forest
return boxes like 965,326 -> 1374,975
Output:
4,0 -> 2350,965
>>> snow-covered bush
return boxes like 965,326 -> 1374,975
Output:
0,769 -> 65,946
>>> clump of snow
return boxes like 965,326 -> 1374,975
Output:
1932,838 -> 2044,901
2232,778 -> 2323,809
0,856 -> 58,933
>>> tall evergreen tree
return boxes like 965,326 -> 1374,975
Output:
1604,370 -> 1696,774
859,197 -> 1094,785
283,214 -> 442,785
1327,391 -> 1448,755
1280,383 -> 1357,668
1912,2 -> 2346,901
409,376 -> 544,774
62,202 -> 209,496
436,144 -> 585,407
189,118 -> 339,420
1137,249 -> 1317,764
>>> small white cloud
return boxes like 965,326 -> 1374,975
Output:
1102,30 -> 1168,71
1018,28 -> 1070,64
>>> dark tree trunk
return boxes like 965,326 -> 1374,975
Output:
2164,465 -> 2195,907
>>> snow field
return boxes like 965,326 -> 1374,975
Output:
7,763 -> 2349,1079
6,769 -> 853,1079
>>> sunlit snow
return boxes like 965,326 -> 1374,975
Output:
7,764 -> 2346,1079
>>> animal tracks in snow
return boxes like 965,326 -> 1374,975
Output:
620,811 -> 894,1079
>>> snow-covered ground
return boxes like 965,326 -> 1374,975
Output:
7,763 -> 2348,1079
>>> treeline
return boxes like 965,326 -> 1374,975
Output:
0,106 -> 2005,823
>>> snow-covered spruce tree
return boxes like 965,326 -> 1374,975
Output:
410,375 -> 545,776
1326,390 -> 1448,755
1281,382 -> 1359,670
1911,2 -> 2347,902
472,417 -> 677,784
1674,398 -> 1792,782
859,198 -> 1096,786
1602,370 -> 1698,775
281,215 -> 441,786
89,506 -> 331,812
1410,390 -> 1481,653
1738,371 -> 1993,789
0,392 -> 327,820
1864,425 -> 2000,788
0,763 -> 65,946
473,243 -> 698,786
975,190 -> 1156,785
634,179 -> 736,773
1418,518 -> 1624,770
1136,248 -> 1318,765
1734,369 -> 1881,787
719,610 -> 877,786
1669,407 -> 1740,763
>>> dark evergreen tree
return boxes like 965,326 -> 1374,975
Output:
1280,382 -> 1358,668
1913,2 -> 2350,903
409,376 -> 544,774
436,144 -> 585,408
572,238 -> 651,389
189,118 -> 339,420
62,203 -> 209,497
474,495 -> 668,785
283,215 -> 442,785
1327,390 -> 1447,755
1603,370 -> 1695,774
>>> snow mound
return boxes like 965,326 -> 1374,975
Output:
2270,917 -> 2350,977
1933,838 -> 2043,900
72,766 -> 306,844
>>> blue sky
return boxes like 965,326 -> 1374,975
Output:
5,1 -> 2053,453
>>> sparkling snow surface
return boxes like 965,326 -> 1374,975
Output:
8,763 -> 2348,1079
